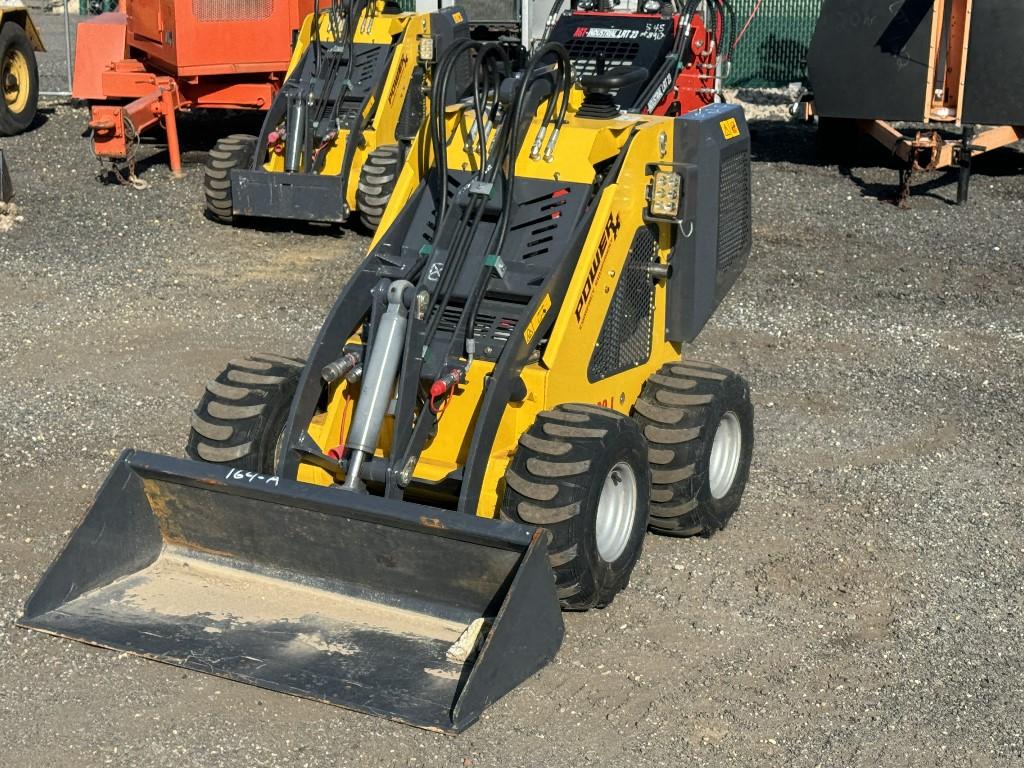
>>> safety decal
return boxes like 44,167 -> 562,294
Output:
720,117 -> 740,140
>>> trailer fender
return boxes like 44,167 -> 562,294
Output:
72,12 -> 128,101
0,8 -> 45,52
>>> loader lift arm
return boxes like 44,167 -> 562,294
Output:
276,41 -> 630,514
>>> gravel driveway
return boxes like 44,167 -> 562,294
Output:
1,57 -> 1022,767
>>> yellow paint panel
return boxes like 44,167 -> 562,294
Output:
523,294 -> 552,343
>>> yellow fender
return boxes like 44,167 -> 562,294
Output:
0,6 -> 46,52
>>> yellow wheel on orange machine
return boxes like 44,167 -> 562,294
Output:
0,21 -> 39,136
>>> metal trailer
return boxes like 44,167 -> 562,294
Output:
803,0 -> 1024,205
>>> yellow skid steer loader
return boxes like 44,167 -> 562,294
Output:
205,0 -> 470,228
207,0 -> 558,229
23,39 -> 754,732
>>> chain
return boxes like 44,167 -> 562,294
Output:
95,116 -> 149,190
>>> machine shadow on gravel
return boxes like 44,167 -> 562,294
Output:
93,109 -> 267,183
748,118 -> 1024,205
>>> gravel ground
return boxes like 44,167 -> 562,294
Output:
2,41 -> 1023,767
29,9 -> 77,96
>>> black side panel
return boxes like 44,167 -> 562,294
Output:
397,65 -> 426,141
667,103 -> 751,343
22,452 -> 162,620
433,5 -> 472,59
450,539 -> 564,730
716,150 -> 752,299
808,0 -> 935,121
310,42 -> 393,141
232,170 -> 346,223
962,1 -> 1024,125
445,176 -> 589,302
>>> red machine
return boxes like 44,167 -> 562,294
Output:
547,0 -> 724,118
643,10 -> 717,116
73,0 -> 313,175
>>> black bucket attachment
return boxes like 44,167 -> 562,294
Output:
20,451 -> 564,732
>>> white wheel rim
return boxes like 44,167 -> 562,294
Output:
595,461 -> 638,562
709,411 -> 742,500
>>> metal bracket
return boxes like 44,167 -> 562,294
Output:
484,253 -> 506,278
468,180 -> 494,197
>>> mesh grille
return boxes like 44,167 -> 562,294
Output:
457,0 -> 520,23
192,0 -> 272,22
588,228 -> 657,382
727,0 -> 823,86
566,39 -> 641,79
717,152 -> 752,273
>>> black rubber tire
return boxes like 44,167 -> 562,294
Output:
185,354 -> 305,473
500,404 -> 651,611
632,361 -> 754,536
356,144 -> 401,231
0,23 -> 39,136
204,134 -> 258,224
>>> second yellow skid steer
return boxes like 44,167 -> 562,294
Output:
22,42 -> 755,732
206,0 -> 471,228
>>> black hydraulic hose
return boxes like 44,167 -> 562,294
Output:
676,0 -> 704,53
427,72 -> 510,332
313,0 -> 321,71
705,0 -> 718,52
424,41 -> 571,377
312,0 -> 370,171
471,44 -> 511,174
459,44 -> 571,353
484,44 -> 569,260
493,42 -> 570,256
669,0 -> 705,77
431,44 -> 473,179
541,0 -> 570,43
420,46 -> 515,354
718,0 -> 737,69
419,179 -> 492,350
431,39 -> 482,223
705,0 -> 735,64
472,48 -> 494,173
425,48 -> 502,316
405,42 -> 571,465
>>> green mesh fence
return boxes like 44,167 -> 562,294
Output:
81,0 -> 118,12
726,0 -> 823,87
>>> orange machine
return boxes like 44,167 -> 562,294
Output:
73,0 -> 314,176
